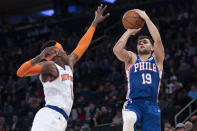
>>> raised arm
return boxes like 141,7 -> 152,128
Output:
68,4 -> 110,67
113,29 -> 141,69
134,9 -> 165,69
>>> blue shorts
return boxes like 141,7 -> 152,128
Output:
123,99 -> 161,131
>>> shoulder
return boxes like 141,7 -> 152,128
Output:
68,53 -> 78,70
127,51 -> 137,62
128,51 -> 137,62
39,61 -> 56,69
39,61 -> 57,75
128,51 -> 136,57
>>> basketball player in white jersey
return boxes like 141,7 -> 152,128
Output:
16,4 -> 109,131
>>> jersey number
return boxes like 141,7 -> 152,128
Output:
142,73 -> 152,84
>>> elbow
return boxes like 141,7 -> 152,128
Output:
16,69 -> 24,78
113,47 -> 116,54
113,41 -> 123,54
113,46 -> 119,55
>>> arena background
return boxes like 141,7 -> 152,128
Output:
0,0 -> 196,130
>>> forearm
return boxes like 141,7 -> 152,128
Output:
145,18 -> 162,43
113,31 -> 131,52
31,55 -> 43,65
72,25 -> 96,59
145,17 -> 164,65
17,55 -> 43,77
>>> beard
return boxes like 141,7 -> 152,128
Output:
138,48 -> 151,55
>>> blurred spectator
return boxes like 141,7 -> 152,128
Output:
80,87 -> 94,103
86,102 -> 99,119
159,93 -> 173,111
27,112 -> 34,125
178,62 -> 192,86
95,106 -> 113,125
173,89 -> 191,113
166,76 -> 183,95
10,115 -> 22,131
175,123 -> 185,131
2,101 -> 13,116
191,115 -> 197,131
92,112 -> 99,127
184,121 -> 193,131
76,107 -> 86,121
191,56 -> 197,81
187,85 -> 197,99
0,116 -> 9,130
169,127 -> 175,131
112,108 -> 123,125
164,121 -> 172,131
109,84 -> 118,97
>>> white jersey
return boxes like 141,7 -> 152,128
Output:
39,63 -> 73,116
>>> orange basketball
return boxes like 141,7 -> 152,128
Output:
122,10 -> 145,29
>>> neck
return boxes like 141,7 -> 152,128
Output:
53,59 -> 65,69
139,53 -> 151,61
58,62 -> 66,69
53,53 -> 69,69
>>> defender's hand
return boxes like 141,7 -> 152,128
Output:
92,4 -> 110,27
133,9 -> 149,20
39,47 -> 58,59
126,28 -> 141,36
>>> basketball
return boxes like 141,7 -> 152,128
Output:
122,10 -> 145,29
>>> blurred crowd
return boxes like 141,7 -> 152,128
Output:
0,0 -> 197,131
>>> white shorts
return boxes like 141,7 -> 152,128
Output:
31,107 -> 67,131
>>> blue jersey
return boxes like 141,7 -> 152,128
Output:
126,55 -> 162,102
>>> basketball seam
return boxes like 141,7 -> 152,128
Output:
124,15 -> 145,29
124,18 -> 138,28
126,16 -> 144,23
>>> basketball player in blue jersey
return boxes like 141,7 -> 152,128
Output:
113,9 -> 164,131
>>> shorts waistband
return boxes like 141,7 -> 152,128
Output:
45,105 -> 68,121
127,97 -> 157,104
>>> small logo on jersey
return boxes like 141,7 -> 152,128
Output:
148,57 -> 153,61
134,62 -> 157,72
158,109 -> 160,112
61,74 -> 73,81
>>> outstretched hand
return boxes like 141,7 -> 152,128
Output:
39,47 -> 58,60
92,4 -> 110,27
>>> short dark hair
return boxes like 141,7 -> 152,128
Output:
41,40 -> 56,50
137,35 -> 154,46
